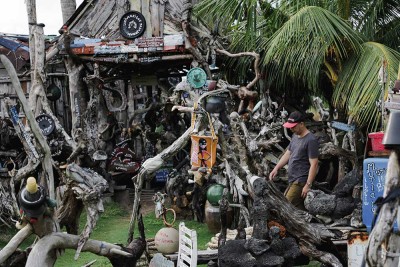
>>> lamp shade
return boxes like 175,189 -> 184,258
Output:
383,111 -> 400,149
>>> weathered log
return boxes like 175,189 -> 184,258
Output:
0,224 -> 33,265
64,163 -> 108,260
25,232 -> 131,267
319,142 -> 356,166
251,177 -> 343,266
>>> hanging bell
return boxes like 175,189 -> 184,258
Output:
383,111 -> 400,149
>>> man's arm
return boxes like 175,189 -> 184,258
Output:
269,149 -> 290,180
301,158 -> 318,197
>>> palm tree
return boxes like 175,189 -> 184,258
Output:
194,0 -> 400,130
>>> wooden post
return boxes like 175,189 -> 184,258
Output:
26,0 -> 37,80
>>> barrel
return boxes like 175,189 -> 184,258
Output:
204,200 -> 233,234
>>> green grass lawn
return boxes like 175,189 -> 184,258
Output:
0,201 -> 322,266
1,201 -> 215,267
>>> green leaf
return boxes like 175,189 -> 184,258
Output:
261,6 -> 365,93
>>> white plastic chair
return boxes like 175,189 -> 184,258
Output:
177,222 -> 198,267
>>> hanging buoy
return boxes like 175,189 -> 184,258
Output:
154,227 -> 179,254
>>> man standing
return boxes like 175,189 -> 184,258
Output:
269,111 -> 319,210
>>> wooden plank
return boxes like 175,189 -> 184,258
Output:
181,253 -> 191,262
130,0 -> 141,11
181,244 -> 191,254
88,0 -> 115,36
98,13 -> 119,39
166,249 -> 218,262
150,0 -> 160,36
141,0 -> 152,37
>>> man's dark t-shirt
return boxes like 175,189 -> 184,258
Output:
287,132 -> 319,183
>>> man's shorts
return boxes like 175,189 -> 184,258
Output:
284,180 -> 306,210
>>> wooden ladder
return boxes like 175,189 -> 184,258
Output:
177,222 -> 198,267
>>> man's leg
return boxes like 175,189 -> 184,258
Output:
284,182 -> 306,210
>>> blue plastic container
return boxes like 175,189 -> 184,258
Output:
362,157 -> 398,232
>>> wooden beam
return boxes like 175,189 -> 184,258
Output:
150,0 -> 160,36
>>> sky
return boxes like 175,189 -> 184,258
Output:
0,0 -> 84,36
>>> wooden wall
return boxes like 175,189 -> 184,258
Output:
69,0 -> 185,39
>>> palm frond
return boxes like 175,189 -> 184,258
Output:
261,6 -> 365,93
377,19 -> 400,51
352,0 -> 400,42
194,0 -> 259,32
333,42 -> 400,130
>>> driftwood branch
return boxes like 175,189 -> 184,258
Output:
0,224 -> 33,264
215,49 -> 260,89
65,163 -> 108,260
0,55 -> 55,199
13,160 -> 40,182
128,126 -> 192,242
25,232 -> 131,267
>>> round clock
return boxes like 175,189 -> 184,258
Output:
119,11 -> 146,39
187,67 -> 207,89
36,114 -> 55,136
